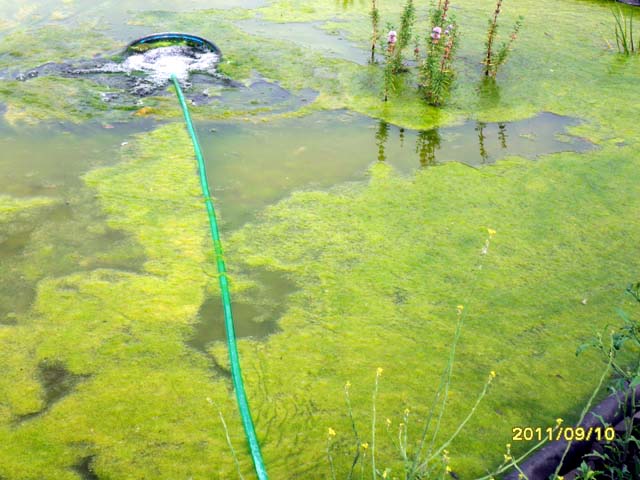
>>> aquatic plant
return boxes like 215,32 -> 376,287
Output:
612,4 -> 639,55
379,0 -> 416,101
418,0 -> 459,106
389,0 -> 416,74
483,0 -> 524,78
382,28 -> 396,102
370,0 -> 380,63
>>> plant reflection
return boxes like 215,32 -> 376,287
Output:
416,128 -> 441,168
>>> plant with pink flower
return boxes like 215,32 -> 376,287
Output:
419,0 -> 459,105
483,0 -> 524,77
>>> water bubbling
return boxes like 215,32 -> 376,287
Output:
86,45 -> 220,95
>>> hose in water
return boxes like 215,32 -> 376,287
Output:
171,73 -> 268,480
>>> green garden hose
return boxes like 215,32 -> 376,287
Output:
171,74 -> 268,480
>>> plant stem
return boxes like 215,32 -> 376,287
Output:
218,408 -> 246,480
371,0 -> 379,63
551,344 -> 615,479
485,0 -> 503,76
371,369 -> 381,479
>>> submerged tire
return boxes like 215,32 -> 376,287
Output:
125,32 -> 222,57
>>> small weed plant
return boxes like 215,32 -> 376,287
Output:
370,0 -> 380,64
572,282 -> 640,479
483,0 -> 524,77
612,3 -> 639,55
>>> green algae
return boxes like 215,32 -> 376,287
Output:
0,195 -> 56,222
0,77 -> 131,125
2,97 -> 639,480
0,124 -> 256,479
0,24 -> 119,71
0,0 -> 640,478
0,101 -> 637,479
221,145 -> 640,477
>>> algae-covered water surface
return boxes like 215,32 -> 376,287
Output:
1,1 -> 639,479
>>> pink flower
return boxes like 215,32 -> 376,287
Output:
387,30 -> 397,45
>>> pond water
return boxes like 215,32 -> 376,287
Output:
1,1 -> 639,479
234,18 -> 369,64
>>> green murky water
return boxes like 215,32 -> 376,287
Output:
1,1 -> 639,479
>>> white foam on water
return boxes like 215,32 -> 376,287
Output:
96,46 -> 219,92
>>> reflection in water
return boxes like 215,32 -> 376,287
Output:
475,121 -> 488,164
477,77 -> 502,109
416,129 -> 441,168
498,123 -> 507,149
376,120 -> 389,162
336,0 -> 365,8
372,112 -> 593,170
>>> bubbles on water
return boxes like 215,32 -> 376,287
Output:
74,45 -> 220,96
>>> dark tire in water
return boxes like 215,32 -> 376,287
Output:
125,32 -> 222,57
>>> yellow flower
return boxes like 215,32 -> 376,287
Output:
487,228 -> 497,237
456,305 -> 464,314
556,418 -> 564,426
386,418 -> 392,427
504,454 -> 512,462
361,442 -> 369,450
490,371 -> 496,379
445,466 -> 452,473
518,474 -> 526,480
345,381 -> 351,389
328,427 -> 336,437
377,367 -> 384,376
404,408 -> 410,416
506,443 -> 511,450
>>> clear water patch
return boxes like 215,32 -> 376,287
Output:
14,361 -> 89,424
187,267 -> 297,355
0,120 -> 152,324
195,110 -> 594,228
234,18 -> 370,65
